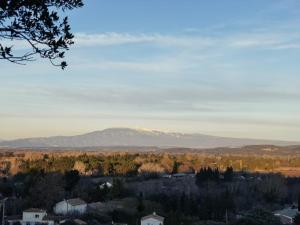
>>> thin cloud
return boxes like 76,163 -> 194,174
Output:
74,32 -> 215,48
71,59 -> 187,74
73,28 -> 300,50
228,31 -> 300,49
6,26 -> 298,54
16,86 -> 300,112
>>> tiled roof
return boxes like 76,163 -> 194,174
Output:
44,215 -> 67,221
74,219 -> 87,225
23,208 -> 46,213
66,198 -> 86,206
141,213 -> 164,222
274,207 -> 298,219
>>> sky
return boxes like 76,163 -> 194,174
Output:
1,0 -> 300,141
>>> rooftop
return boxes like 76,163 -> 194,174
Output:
274,207 -> 299,219
44,215 -> 67,221
66,198 -> 86,206
23,208 -> 46,213
141,212 -> 164,222
74,219 -> 88,225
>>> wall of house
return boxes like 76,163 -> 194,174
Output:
69,204 -> 87,215
54,201 -> 67,215
22,211 -> 47,222
141,218 -> 163,225
54,201 -> 87,215
20,220 -> 54,225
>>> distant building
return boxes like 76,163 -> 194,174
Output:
172,173 -> 187,178
73,219 -> 88,225
112,223 -> 127,225
99,181 -> 113,189
141,212 -> 164,225
95,222 -> 127,225
7,208 -> 55,225
161,174 -> 171,179
60,219 -> 88,225
274,207 -> 299,224
54,198 -> 87,215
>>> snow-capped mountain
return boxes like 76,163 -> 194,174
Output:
0,128 -> 298,148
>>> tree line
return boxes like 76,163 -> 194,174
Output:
0,152 -> 299,176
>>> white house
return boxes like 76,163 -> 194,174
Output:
7,208 -> 54,225
172,173 -> 187,178
54,198 -> 87,215
141,212 -> 164,225
99,181 -> 113,189
274,207 -> 299,224
161,174 -> 171,179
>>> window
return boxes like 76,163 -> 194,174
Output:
35,214 -> 40,218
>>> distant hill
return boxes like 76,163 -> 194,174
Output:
0,128 -> 298,149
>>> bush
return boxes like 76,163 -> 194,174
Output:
233,208 -> 282,225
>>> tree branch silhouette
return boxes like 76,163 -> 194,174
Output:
0,0 -> 83,69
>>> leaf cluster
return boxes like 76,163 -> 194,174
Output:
0,0 -> 83,68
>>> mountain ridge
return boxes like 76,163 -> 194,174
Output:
0,128 -> 298,148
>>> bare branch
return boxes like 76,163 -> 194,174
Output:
0,0 -> 83,69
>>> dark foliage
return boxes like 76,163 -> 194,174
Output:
64,169 -> 80,192
172,160 -> 180,174
298,194 -> 300,211
295,214 -> 300,225
0,177 -> 13,196
137,197 -> 145,213
0,153 -> 297,225
233,208 -> 282,225
196,167 -> 220,186
110,178 -> 124,198
224,166 -> 234,182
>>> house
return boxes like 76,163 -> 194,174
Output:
7,208 -> 55,225
274,207 -> 299,224
74,219 -> 88,225
141,212 -> 164,225
96,223 -> 127,225
161,174 -> 171,179
59,219 -> 88,225
99,181 -> 113,189
172,173 -> 187,178
54,198 -> 87,215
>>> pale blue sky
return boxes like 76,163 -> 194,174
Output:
1,0 -> 300,140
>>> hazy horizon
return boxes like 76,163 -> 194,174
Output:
1,0 -> 300,141
1,127 -> 300,143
